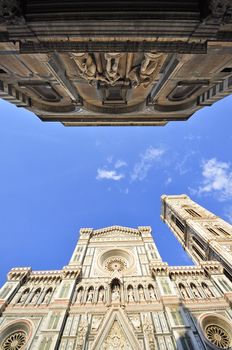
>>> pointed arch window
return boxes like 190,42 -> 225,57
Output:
207,227 -> 219,236
184,208 -> 202,218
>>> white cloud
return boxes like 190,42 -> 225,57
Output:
96,169 -> 124,181
165,177 -> 172,185
114,159 -> 127,169
131,146 -> 165,181
195,158 -> 232,201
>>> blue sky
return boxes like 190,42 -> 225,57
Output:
1,96 -> 232,285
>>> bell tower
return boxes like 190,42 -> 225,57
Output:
161,194 -> 232,280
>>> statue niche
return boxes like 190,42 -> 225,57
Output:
76,287 -> 83,304
42,288 -> 52,304
202,282 -> 214,298
190,283 -> 201,298
31,288 -> 41,304
111,280 -> 121,303
18,288 -> 29,304
127,285 -> 134,303
87,286 -> 94,303
148,284 -> 156,300
179,283 -> 190,299
138,285 -> 145,301
98,286 -> 105,303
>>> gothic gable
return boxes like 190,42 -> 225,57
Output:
91,226 -> 141,240
91,308 -> 141,350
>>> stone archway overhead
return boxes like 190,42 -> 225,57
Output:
0,1 -> 232,126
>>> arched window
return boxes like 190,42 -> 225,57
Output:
217,227 -> 230,236
190,283 -> 201,298
207,227 -> 219,236
31,288 -> 41,303
201,282 -> 214,298
184,207 -> 201,218
18,288 -> 30,304
43,288 -> 53,304
179,283 -> 189,299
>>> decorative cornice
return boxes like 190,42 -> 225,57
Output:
62,266 -> 81,280
200,261 -> 224,275
7,267 -> 31,281
91,226 -> 141,237
169,265 -> 206,280
150,262 -> 169,277
20,41 -> 207,54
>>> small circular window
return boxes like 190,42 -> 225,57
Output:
199,313 -> 232,350
2,331 -> 27,350
0,320 -> 32,350
205,325 -> 230,349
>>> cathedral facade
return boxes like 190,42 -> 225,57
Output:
0,217 -> 232,349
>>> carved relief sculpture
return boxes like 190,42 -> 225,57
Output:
104,53 -> 123,85
103,320 -> 132,350
142,315 -> 156,350
76,315 -> 88,350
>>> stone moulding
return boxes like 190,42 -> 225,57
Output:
19,41 -> 207,54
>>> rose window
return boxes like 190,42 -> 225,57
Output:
205,325 -> 230,349
2,331 -> 27,350
104,257 -> 127,272
98,249 -> 134,275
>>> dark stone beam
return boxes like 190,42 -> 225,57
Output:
20,41 -> 207,54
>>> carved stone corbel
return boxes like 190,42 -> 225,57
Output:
202,0 -> 232,23
0,0 -> 24,24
